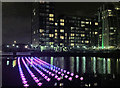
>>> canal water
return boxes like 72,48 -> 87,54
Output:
2,56 -> 120,87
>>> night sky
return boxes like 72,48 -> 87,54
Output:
2,2 -> 104,44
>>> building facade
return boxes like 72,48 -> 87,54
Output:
97,3 -> 120,49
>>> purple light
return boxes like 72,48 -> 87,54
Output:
38,82 -> 42,86
47,78 -> 51,82
22,78 -> 26,81
46,70 -> 49,73
75,75 -> 79,78
51,73 -> 55,77
80,77 -> 84,81
44,76 -> 48,79
49,72 -> 52,75
61,73 -> 64,76
31,74 -> 35,77
58,68 -> 60,70
65,75 -> 68,78
53,69 -> 55,72
61,69 -> 63,71
23,84 -> 29,87
35,79 -> 39,83
64,70 -> 66,73
42,74 -> 45,77
33,77 -> 37,80
58,72 -> 61,74
68,77 -> 72,81
55,75 -> 58,78
67,71 -> 70,74
57,77 -> 61,81
71,73 -> 74,76
55,70 -> 58,73
23,81 -> 27,84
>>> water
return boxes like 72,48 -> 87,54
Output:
2,56 -> 120,87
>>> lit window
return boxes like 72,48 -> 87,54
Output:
95,22 -> 98,25
60,23 -> 64,26
55,29 -> 57,32
110,27 -> 114,29
109,14 -> 113,16
60,19 -> 64,22
39,29 -> 43,33
81,34 -> 85,37
71,27 -> 74,30
65,33 -> 67,36
86,22 -> 89,24
108,9 -> 112,12
55,33 -> 57,36
34,31 -> 36,34
60,43 -> 63,45
82,41 -> 84,43
81,25 -> 85,27
85,41 -> 89,43
55,23 -> 58,26
49,14 -> 54,17
85,28 -> 88,30
49,18 -> 54,21
60,36 -> 64,39
81,21 -> 85,24
71,43 -> 74,46
115,7 -> 120,10
34,39 -> 35,41
33,12 -> 36,16
71,33 -> 75,36
95,32 -> 98,35
49,42 -> 54,45
49,34 -> 54,37
90,22 -> 91,25
60,29 -> 64,32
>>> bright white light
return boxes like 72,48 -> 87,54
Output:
12,44 -> 15,46
25,45 -> 28,49
7,45 -> 9,47
16,45 -> 19,48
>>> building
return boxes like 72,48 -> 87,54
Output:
97,3 -> 120,49
31,2 -> 55,51
57,15 -> 99,51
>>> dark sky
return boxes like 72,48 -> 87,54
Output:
2,2 -> 104,44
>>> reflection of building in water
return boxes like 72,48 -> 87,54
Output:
91,57 -> 96,74
12,60 -> 16,68
103,58 -> 106,74
70,57 -> 74,73
76,57 -> 79,73
82,56 -> 86,74
97,58 -> 102,74
107,58 -> 111,74
60,57 -> 64,69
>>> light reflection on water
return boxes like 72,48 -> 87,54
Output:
5,56 -> 120,75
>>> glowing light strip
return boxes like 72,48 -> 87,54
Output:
17,57 -> 29,87
25,57 -> 51,82
27,57 -> 61,81
21,57 -> 42,86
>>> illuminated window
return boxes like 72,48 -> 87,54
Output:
60,29 -> 64,32
82,41 -> 84,43
81,21 -> 85,24
55,23 -> 58,26
85,41 -> 89,43
81,34 -> 85,37
60,36 -> 64,39
86,22 -> 89,24
33,12 -> 36,16
60,43 -> 63,45
49,34 -> 54,37
65,33 -> 67,36
85,28 -> 88,30
95,22 -> 98,25
71,33 -> 75,36
90,22 -> 91,25
49,18 -> 54,21
49,42 -> 54,45
60,19 -> 64,22
55,33 -> 57,36
81,25 -> 85,27
55,29 -> 57,32
60,23 -> 64,26
108,9 -> 112,12
71,27 -> 74,30
49,14 -> 54,17
109,14 -> 113,16
39,29 -> 43,33
95,32 -> 98,35
34,31 -> 36,34
34,38 -> 35,41
115,7 -> 120,10
71,43 -> 74,46
110,27 -> 114,29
